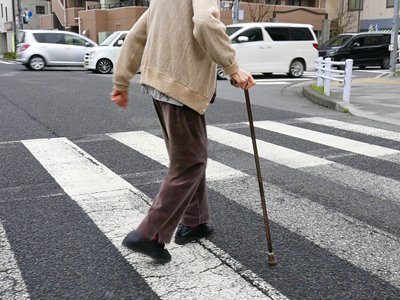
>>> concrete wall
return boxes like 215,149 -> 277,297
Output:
363,0 -> 394,20
79,6 -> 147,43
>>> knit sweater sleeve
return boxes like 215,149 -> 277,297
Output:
192,0 -> 239,75
113,10 -> 148,92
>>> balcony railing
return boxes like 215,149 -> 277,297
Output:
87,0 -> 150,10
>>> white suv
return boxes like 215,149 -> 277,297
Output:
218,22 -> 318,79
17,30 -> 97,71
84,31 -> 129,74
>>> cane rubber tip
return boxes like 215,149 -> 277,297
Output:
268,253 -> 277,266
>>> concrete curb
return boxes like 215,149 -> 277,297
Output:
301,82 -> 351,114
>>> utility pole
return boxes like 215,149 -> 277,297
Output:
17,0 -> 23,30
357,0 -> 362,32
389,0 -> 399,75
11,0 -> 17,51
233,0 -> 239,24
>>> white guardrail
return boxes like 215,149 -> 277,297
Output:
315,57 -> 353,102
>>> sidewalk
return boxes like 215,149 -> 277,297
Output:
302,72 -> 400,126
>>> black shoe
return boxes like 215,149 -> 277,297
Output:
122,230 -> 171,263
174,223 -> 214,245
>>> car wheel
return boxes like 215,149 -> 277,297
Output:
217,66 -> 227,80
288,59 -> 304,78
96,59 -> 113,74
381,56 -> 390,69
29,55 -> 45,71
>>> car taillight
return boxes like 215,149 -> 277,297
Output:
313,43 -> 318,50
20,43 -> 30,51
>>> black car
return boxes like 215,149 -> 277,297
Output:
318,32 -> 391,69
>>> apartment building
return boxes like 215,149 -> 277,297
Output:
333,0 -> 399,33
38,0 -> 328,44
0,0 -> 14,53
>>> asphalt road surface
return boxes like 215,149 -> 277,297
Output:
1,60 -> 400,299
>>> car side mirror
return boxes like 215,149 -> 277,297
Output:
352,42 -> 360,48
118,40 -> 124,46
237,36 -> 249,43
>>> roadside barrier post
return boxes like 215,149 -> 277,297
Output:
324,58 -> 332,96
316,57 -> 323,87
343,59 -> 354,102
315,58 -> 353,102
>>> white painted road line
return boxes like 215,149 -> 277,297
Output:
22,137 -> 285,300
255,82 -> 291,85
0,222 -> 30,300
252,120 -> 399,158
297,117 -> 400,142
108,131 -> 246,181
207,125 -> 332,169
208,176 -> 400,289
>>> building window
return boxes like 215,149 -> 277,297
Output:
36,6 -> 45,14
287,0 -> 301,5
5,7 -> 7,21
1,4 -> 3,18
348,0 -> 363,11
387,0 -> 394,8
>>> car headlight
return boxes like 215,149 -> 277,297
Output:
326,49 -> 338,56
89,51 -> 96,60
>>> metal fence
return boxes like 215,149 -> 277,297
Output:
315,57 -> 353,102
87,0 -> 150,10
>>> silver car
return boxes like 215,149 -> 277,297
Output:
17,30 -> 97,71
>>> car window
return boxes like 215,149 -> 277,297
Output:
352,37 -> 367,47
33,33 -> 65,44
100,32 -> 121,46
291,27 -> 314,41
113,34 -> 127,46
322,35 -> 352,47
368,35 -> 382,46
264,27 -> 290,41
231,28 -> 263,43
226,27 -> 242,37
383,34 -> 391,44
65,34 -> 87,46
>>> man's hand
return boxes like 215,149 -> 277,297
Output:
111,90 -> 129,108
230,69 -> 256,90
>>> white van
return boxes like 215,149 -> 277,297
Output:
218,22 -> 319,79
84,31 -> 129,74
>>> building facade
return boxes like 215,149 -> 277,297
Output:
38,0 -> 328,44
0,0 -> 14,53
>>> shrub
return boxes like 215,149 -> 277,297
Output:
3,52 -> 17,59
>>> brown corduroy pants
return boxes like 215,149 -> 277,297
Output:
136,100 -> 210,244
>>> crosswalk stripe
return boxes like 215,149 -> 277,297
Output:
252,120 -> 399,157
208,176 -> 400,289
0,222 -> 30,300
207,125 -> 332,169
105,127 -> 400,287
108,131 -> 246,181
297,117 -> 400,142
21,137 -> 285,300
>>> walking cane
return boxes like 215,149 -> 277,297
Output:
230,78 -> 277,266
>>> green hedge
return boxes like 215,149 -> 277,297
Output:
3,52 -> 17,59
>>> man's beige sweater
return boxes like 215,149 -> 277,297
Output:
113,0 -> 239,115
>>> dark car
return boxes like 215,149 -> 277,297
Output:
318,32 -> 391,69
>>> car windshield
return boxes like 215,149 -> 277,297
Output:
100,32 -> 120,46
226,27 -> 242,37
322,35 -> 353,47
